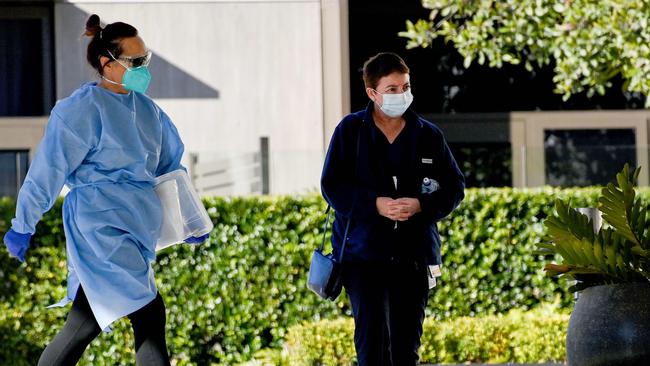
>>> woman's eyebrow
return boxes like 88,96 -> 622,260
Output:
384,82 -> 410,87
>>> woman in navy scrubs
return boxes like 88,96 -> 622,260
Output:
321,52 -> 465,366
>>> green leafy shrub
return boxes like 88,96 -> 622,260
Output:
285,317 -> 357,366
1,188 -> 637,364
284,304 -> 569,365
237,348 -> 289,366
431,186 -> 601,318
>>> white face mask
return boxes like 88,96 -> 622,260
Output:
374,89 -> 414,117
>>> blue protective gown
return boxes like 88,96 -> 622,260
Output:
11,82 -> 184,331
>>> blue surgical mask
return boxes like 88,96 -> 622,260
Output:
374,89 -> 414,117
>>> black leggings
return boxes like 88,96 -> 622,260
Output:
37,287 -> 171,366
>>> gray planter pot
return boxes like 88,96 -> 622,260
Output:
567,282 -> 650,365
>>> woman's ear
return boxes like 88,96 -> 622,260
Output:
366,88 -> 381,104
366,87 -> 376,102
99,56 -> 111,71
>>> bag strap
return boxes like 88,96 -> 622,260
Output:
337,212 -> 352,263
319,119 -> 362,263
319,206 -> 332,251
319,206 -> 351,259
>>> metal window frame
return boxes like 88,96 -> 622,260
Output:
510,110 -> 650,187
0,149 -> 29,198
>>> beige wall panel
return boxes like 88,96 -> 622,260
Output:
509,117 -> 525,187
0,118 -> 48,160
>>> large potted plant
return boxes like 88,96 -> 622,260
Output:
539,164 -> 650,366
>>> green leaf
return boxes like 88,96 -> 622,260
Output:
463,55 -> 473,68
599,164 -> 643,246
400,1 -> 650,103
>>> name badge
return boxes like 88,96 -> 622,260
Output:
427,265 -> 441,289
422,158 -> 433,164
429,264 -> 442,277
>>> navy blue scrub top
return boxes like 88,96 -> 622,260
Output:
372,119 -> 416,261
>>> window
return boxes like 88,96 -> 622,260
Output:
544,128 -> 636,187
0,6 -> 54,116
450,142 -> 512,187
0,150 -> 28,198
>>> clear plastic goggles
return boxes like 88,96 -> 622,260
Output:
107,50 -> 152,69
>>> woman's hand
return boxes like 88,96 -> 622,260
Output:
393,198 -> 421,221
376,197 -> 401,220
3,229 -> 32,262
184,233 -> 210,245
376,197 -> 421,221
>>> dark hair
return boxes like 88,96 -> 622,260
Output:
362,52 -> 410,89
84,14 -> 138,75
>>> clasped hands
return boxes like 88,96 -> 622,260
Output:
376,197 -> 421,221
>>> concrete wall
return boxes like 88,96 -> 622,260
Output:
54,0 -> 326,194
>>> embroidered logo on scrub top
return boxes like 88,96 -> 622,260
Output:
421,177 -> 440,194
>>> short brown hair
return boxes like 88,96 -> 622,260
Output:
362,52 -> 410,89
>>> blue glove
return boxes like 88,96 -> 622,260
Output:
3,229 -> 32,262
184,233 -> 209,244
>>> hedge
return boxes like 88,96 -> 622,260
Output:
275,304 -> 569,365
0,187 -> 621,364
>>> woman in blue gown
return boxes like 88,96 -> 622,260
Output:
2,14 -> 207,365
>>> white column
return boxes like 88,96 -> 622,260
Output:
320,0 -> 350,152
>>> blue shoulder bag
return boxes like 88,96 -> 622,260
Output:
307,206 -> 351,300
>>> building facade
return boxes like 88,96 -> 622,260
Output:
2,0 -> 648,198
0,0 -> 350,197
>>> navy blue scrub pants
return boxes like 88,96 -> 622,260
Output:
37,287 -> 171,366
342,259 -> 430,366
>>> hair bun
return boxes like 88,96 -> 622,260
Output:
84,14 -> 102,37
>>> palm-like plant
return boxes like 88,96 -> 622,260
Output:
539,164 -> 650,292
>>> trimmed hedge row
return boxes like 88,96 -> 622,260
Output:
0,188 -> 616,364
276,304 -> 569,365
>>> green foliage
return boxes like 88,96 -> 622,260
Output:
1,188 -> 633,364
283,304 -> 569,365
431,186 -> 601,318
285,318 -> 357,366
454,144 -> 512,187
237,348 -> 289,366
541,164 -> 650,291
401,1 -> 650,105
0,196 -> 345,365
